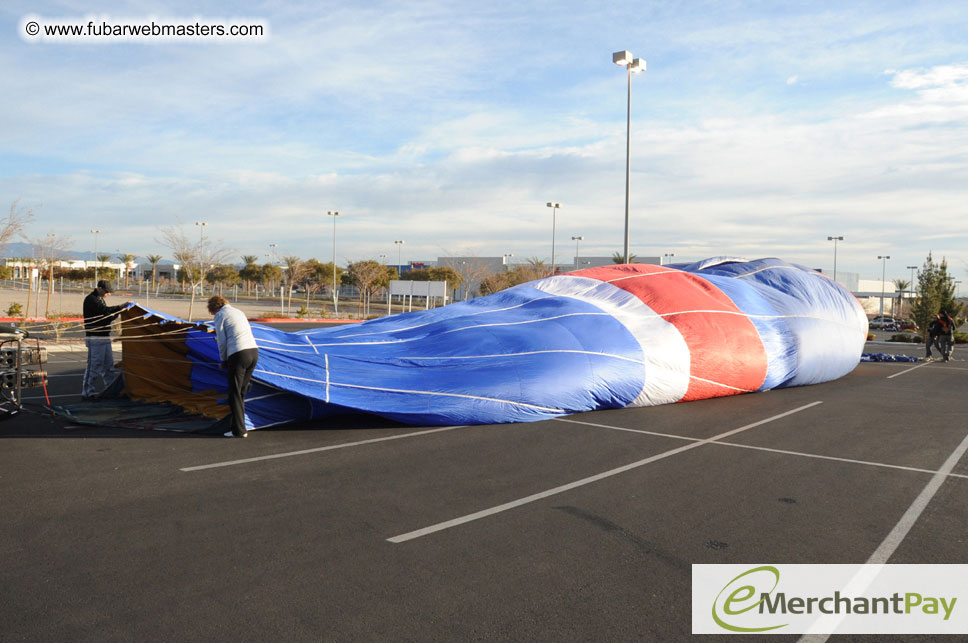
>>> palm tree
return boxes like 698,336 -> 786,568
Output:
117,253 -> 136,287
611,251 -> 638,264
95,254 -> 113,281
146,254 -> 163,294
282,255 -> 303,315
240,255 -> 259,295
893,279 -> 911,318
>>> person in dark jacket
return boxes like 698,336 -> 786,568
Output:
937,311 -> 956,362
925,314 -> 943,360
81,280 -> 130,400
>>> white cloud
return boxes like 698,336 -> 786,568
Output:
3,2 -> 968,281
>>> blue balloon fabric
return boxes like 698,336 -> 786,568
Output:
124,257 -> 869,428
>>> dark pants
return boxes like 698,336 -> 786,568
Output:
926,335 -> 939,357
227,348 -> 258,436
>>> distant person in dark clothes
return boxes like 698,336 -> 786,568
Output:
82,280 -> 131,400
925,314 -> 943,360
208,296 -> 259,438
937,311 -> 955,362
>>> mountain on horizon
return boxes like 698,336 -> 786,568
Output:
0,242 -> 175,264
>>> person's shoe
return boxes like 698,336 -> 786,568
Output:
224,431 -> 248,438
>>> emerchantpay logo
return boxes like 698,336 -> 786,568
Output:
693,564 -> 968,635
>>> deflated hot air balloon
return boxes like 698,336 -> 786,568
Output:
115,257 -> 868,429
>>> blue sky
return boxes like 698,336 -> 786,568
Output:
2,0 -> 967,282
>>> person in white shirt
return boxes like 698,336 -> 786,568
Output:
207,296 -> 259,438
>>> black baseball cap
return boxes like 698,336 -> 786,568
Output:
97,280 -> 113,293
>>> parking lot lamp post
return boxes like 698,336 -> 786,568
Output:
613,50 -> 646,264
268,243 -> 283,316
394,240 -> 404,274
195,221 -> 207,242
327,211 -> 342,315
546,202 -> 561,275
90,229 -> 100,287
906,265 -> 918,312
503,253 -> 514,269
571,236 -> 583,269
663,252 -> 675,265
877,255 -> 890,318
827,236 -> 843,283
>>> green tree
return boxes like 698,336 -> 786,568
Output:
911,253 -> 961,333
177,265 -> 202,285
260,263 -> 283,292
96,253 -> 113,281
205,264 -> 240,295
347,260 -> 387,317
238,255 -> 261,296
612,251 -> 638,264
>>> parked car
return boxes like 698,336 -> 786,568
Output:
868,315 -> 900,330
898,319 -> 917,331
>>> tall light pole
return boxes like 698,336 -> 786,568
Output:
827,236 -> 843,283
394,240 -> 405,273
613,50 -> 646,264
571,236 -> 583,269
90,229 -> 100,287
877,255 -> 891,318
268,243 -> 283,316
907,265 -> 918,312
663,252 -> 675,265
327,211 -> 342,315
195,221 -> 208,241
546,202 -> 561,275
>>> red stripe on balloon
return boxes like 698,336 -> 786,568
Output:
573,264 -> 767,401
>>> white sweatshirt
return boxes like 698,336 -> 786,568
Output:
213,304 -> 258,361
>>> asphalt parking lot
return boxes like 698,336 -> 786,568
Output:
1,337 -> 965,642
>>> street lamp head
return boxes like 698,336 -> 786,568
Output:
878,255 -> 891,260
571,236 -> 583,241
546,202 -> 561,208
629,58 -> 646,73
327,210 -> 341,217
827,236 -> 843,241
612,50 -> 633,65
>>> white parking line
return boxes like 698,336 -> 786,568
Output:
867,430 -> 968,563
886,361 -> 933,379
555,417 -> 968,480
797,431 -> 968,643
387,402 -> 823,544
180,424 -> 472,472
